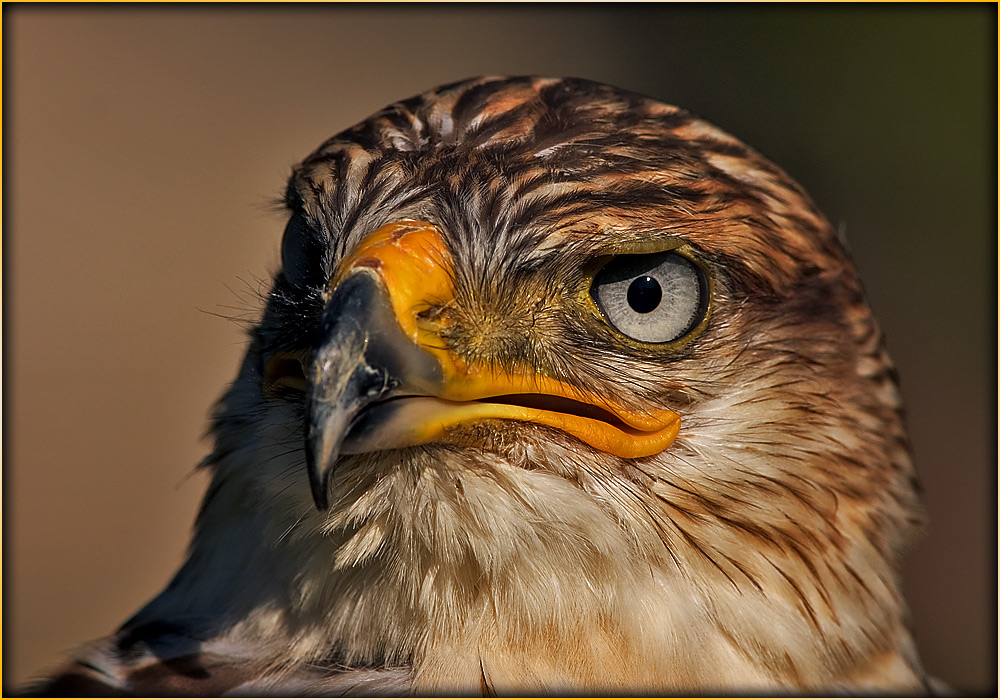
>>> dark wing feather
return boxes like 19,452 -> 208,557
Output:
23,627 -> 413,697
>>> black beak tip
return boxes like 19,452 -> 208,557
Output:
305,446 -> 332,511
311,483 -> 331,512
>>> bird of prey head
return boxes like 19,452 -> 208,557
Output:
30,76 -> 931,696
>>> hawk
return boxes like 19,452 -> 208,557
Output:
29,76 -> 932,696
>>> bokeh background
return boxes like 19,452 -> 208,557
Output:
6,6 -> 992,694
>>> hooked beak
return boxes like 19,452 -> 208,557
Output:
303,269 -> 440,510
294,222 -> 681,511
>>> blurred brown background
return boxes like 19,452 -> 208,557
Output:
6,6 -> 992,694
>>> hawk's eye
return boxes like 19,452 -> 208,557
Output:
281,212 -> 325,286
590,251 -> 707,344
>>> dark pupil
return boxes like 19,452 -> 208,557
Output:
627,275 -> 662,314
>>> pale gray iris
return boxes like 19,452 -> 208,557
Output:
592,251 -> 703,343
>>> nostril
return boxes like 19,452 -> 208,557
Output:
263,352 -> 308,396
